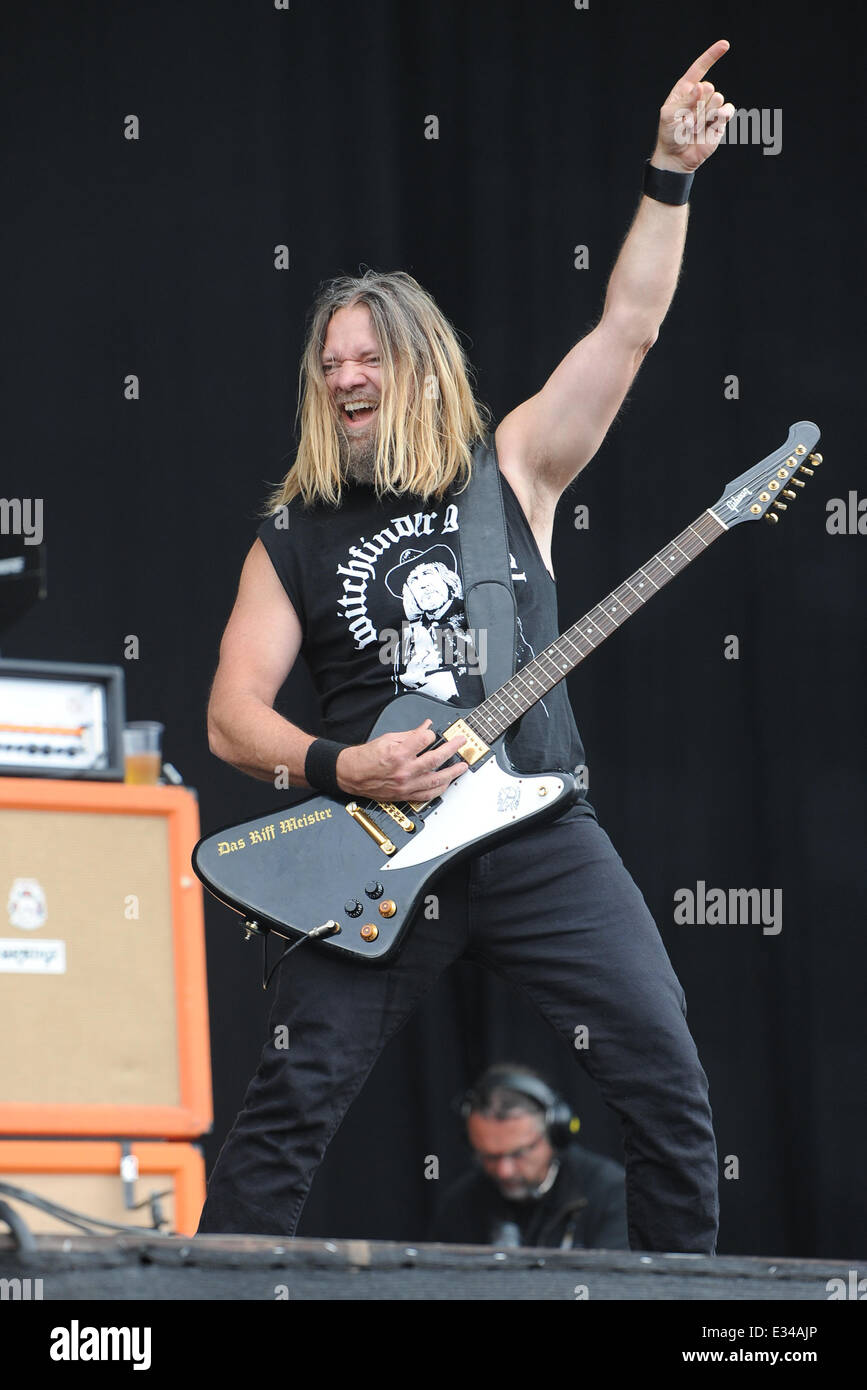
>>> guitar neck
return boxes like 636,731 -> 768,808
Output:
466,508 -> 728,745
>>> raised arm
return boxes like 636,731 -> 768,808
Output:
496,39 -> 735,502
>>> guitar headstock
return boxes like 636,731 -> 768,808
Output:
710,421 -> 823,529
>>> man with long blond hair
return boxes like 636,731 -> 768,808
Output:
197,41 -> 734,1251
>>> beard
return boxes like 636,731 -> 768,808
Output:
338,419 -> 379,486
495,1179 -> 536,1201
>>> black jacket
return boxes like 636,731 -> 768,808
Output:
429,1144 -> 628,1250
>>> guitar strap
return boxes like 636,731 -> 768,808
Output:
457,431 -> 517,699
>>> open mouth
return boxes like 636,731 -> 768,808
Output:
341,401 -> 379,428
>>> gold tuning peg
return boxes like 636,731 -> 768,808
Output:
808,452 -> 823,465
799,465 -> 814,476
791,477 -> 806,488
765,511 -> 779,524
782,489 -> 797,500
773,500 -> 788,511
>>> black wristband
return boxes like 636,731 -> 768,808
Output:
643,159 -> 694,206
304,737 -> 350,799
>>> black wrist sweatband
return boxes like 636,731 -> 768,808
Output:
643,159 -> 694,206
304,738 -> 350,798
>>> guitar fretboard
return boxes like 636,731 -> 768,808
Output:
465,509 -> 727,746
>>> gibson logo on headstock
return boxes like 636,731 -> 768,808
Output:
726,486 -> 753,512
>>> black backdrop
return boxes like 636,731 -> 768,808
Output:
3,0 -> 864,1260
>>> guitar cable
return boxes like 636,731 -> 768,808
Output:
261,920 -> 341,991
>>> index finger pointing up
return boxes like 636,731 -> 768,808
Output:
669,39 -> 730,101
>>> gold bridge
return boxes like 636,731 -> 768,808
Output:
345,802 -> 396,854
407,718 -> 490,813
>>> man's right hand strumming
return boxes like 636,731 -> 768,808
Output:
336,719 -> 470,803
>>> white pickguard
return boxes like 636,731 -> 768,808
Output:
381,757 -> 565,871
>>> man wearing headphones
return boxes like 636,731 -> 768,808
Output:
431,1065 -> 628,1250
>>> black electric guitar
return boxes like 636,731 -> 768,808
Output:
193,421 -> 822,964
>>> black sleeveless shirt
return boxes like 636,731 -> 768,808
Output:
256,454 -> 587,781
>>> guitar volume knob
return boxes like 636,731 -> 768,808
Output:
344,900 -> 363,917
365,881 -> 384,899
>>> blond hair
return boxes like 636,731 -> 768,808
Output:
262,270 -> 492,512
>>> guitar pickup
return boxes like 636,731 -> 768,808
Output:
407,719 -> 490,812
441,719 -> 489,766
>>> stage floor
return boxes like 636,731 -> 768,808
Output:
1,1233 -> 860,1300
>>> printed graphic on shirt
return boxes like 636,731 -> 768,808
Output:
334,499 -> 550,716
383,542 -> 478,702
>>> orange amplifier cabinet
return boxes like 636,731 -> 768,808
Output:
0,779 -> 212,1138
0,1140 -> 206,1236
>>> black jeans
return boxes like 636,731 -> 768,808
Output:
197,805 -> 719,1252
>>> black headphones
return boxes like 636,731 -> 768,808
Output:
458,1065 -> 580,1151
